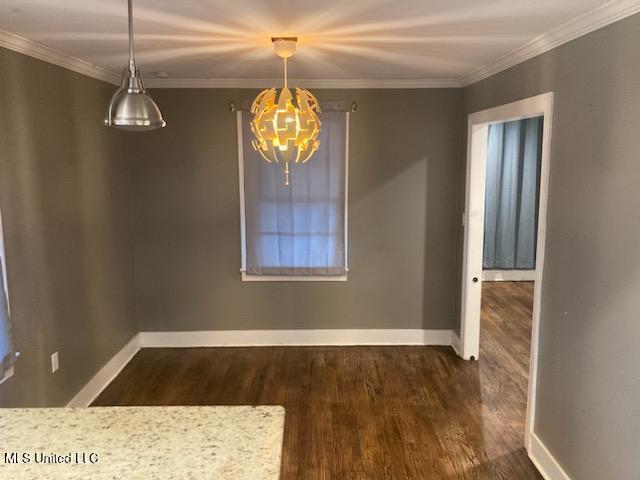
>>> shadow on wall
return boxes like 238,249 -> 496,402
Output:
0,49 -> 136,407
463,19 -> 640,478
129,88 -> 462,332
0,50 -> 50,406
533,33 -> 640,478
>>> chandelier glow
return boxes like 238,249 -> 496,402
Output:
250,38 -> 321,185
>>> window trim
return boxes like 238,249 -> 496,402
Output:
0,365 -> 14,385
241,273 -> 348,282
0,209 -> 15,384
0,210 -> 10,316
237,110 -> 350,282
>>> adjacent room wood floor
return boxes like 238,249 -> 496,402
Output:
94,281 -> 540,479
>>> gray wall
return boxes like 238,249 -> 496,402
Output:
131,89 -> 462,331
463,14 -> 640,480
0,54 -> 463,405
0,48 -> 137,407
4,16 -> 637,476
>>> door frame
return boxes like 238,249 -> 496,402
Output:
459,92 -> 554,450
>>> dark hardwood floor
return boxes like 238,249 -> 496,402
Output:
94,281 -> 540,479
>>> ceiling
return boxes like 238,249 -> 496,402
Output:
0,0 -> 626,85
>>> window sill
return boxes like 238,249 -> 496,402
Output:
242,273 -> 348,282
0,365 -> 14,385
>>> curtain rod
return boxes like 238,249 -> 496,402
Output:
229,100 -> 357,113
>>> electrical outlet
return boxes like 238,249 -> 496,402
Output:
51,352 -> 59,373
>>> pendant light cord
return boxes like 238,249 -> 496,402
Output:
283,57 -> 288,89
282,53 -> 289,185
128,0 -> 136,73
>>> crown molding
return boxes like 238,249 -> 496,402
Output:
144,77 -> 461,89
460,0 -> 640,86
0,29 -> 120,85
0,31 -> 458,89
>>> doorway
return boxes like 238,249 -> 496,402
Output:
459,92 -> 554,451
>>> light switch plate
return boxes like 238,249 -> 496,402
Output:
51,352 -> 59,373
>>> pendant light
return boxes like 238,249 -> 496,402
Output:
250,37 -> 321,185
104,0 -> 165,131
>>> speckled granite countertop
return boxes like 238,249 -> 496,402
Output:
0,405 -> 285,479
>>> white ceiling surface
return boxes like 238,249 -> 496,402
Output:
0,0 -> 617,82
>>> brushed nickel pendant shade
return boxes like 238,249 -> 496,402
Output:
104,0 -> 165,131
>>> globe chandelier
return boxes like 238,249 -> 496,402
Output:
250,37 -> 321,185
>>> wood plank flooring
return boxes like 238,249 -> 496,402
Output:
94,281 -> 540,479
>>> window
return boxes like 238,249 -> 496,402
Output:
484,116 -> 543,271
0,210 -> 16,383
237,107 -> 349,281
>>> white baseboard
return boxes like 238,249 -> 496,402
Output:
66,334 -> 141,407
67,329 -> 453,407
528,432 -> 572,480
483,269 -> 537,282
139,329 -> 454,348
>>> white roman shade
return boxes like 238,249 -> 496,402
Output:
239,110 -> 349,277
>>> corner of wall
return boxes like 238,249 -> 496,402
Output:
528,433 -> 572,480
